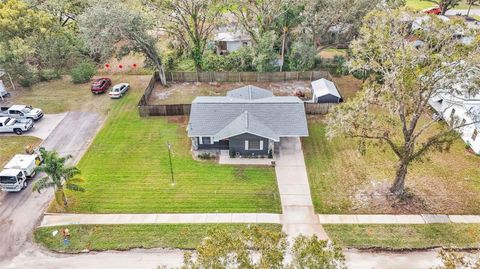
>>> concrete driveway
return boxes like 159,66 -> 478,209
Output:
275,137 -> 328,240
0,114 -> 66,140
0,112 -> 104,265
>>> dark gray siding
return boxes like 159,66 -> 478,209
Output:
196,138 -> 229,150
315,94 -> 340,103
229,133 -> 269,155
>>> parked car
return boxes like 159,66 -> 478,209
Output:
108,83 -> 130,99
0,105 -> 43,121
423,7 -> 441,15
0,117 -> 33,135
91,78 -> 112,94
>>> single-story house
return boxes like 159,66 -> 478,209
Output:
187,85 -> 308,156
214,31 -> 252,55
311,78 -> 342,103
429,91 -> 480,154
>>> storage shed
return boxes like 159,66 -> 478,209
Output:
311,78 -> 342,103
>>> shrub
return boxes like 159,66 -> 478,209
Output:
70,62 -> 97,84
39,69 -> 61,81
198,152 -> 213,160
17,70 -> 38,87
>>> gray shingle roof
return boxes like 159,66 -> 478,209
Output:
227,85 -> 274,100
188,86 -> 308,141
214,111 -> 280,141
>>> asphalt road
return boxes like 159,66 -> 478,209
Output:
447,9 -> 480,16
0,112 -> 104,265
4,247 -> 456,269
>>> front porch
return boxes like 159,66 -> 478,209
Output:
218,150 -> 275,166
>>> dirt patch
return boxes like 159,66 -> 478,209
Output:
148,81 -> 313,105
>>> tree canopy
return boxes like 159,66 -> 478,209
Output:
327,8 -> 480,196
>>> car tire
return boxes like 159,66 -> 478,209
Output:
23,181 -> 28,189
14,129 -> 23,135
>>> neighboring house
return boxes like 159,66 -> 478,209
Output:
188,85 -> 308,156
429,92 -> 480,154
311,78 -> 342,103
411,15 -> 478,45
214,31 -> 252,55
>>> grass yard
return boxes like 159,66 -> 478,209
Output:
51,85 -> 280,213
35,224 -> 282,253
4,75 -> 150,114
331,75 -> 363,101
318,48 -> 348,59
303,119 -> 480,214
0,136 -> 42,167
405,0 -> 478,10
324,224 -> 480,249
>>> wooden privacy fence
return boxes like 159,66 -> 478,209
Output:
138,71 -> 338,117
304,103 -> 336,115
139,103 -> 335,117
139,104 -> 191,117
166,71 -> 332,83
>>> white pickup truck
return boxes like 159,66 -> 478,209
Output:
0,105 -> 43,121
0,117 -> 33,135
0,154 -> 42,192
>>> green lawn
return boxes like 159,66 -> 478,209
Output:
405,0 -> 478,10
324,224 -> 480,249
5,75 -> 151,114
0,136 -> 42,167
303,120 -> 480,214
35,224 -> 282,253
52,85 -> 280,213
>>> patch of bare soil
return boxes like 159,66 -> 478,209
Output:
352,181 -> 430,214
148,81 -> 313,105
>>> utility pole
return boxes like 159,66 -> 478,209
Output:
167,142 -> 175,185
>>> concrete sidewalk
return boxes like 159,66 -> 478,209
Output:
40,213 -> 480,227
40,213 -> 282,227
318,214 -> 480,224
275,137 -> 329,240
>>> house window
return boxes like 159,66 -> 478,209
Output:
246,140 -> 263,150
201,137 -> 212,145
450,108 -> 456,124
472,130 -> 478,141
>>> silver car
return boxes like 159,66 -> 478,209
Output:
108,83 -> 130,99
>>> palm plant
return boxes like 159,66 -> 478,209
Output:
32,149 -> 85,207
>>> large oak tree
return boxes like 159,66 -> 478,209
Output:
327,9 -> 480,195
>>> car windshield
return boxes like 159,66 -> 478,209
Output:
0,176 -> 18,184
21,107 -> 32,113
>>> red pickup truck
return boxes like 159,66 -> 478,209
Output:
91,78 -> 112,94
